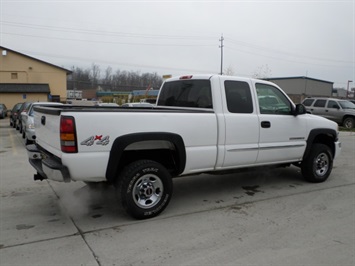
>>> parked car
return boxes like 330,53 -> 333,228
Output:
302,97 -> 355,128
350,100 -> 355,105
9,102 -> 23,127
22,102 -> 63,144
0,103 -> 8,119
121,102 -> 153,107
15,102 -> 32,131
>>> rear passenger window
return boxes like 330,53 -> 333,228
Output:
303,99 -> 315,106
314,100 -> 326,107
224,81 -> 253,113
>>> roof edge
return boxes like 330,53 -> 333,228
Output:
264,76 -> 333,84
0,46 -> 72,75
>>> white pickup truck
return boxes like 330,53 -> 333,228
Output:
27,74 -> 341,219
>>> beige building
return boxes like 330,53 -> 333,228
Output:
0,46 -> 71,109
265,76 -> 334,103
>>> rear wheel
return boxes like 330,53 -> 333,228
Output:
301,144 -> 333,183
116,160 -> 173,219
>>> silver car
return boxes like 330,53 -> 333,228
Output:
302,97 -> 355,128
22,102 -> 63,144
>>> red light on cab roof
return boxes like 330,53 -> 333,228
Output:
179,75 -> 193,80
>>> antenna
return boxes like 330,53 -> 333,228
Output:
219,35 -> 224,75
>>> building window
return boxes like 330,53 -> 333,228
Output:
11,73 -> 18,79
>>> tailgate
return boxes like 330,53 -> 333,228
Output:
33,106 -> 62,157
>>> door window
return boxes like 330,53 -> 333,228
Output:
224,81 -> 253,113
327,100 -> 339,109
314,100 -> 326,107
256,83 -> 292,115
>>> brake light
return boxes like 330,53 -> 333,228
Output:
60,116 -> 77,153
179,75 -> 193,80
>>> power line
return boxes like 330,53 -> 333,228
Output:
2,20 -> 216,41
226,37 -> 353,64
225,45 -> 353,69
2,32 -> 216,47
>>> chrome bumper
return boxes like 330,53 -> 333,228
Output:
334,140 -> 341,159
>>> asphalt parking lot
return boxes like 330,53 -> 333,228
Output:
0,117 -> 354,266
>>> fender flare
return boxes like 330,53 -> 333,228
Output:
303,128 -> 337,160
105,132 -> 186,182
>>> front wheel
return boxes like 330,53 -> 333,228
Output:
343,117 -> 354,129
116,160 -> 173,219
301,144 -> 333,183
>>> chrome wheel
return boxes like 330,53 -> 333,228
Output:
314,152 -> 329,177
133,174 -> 163,209
301,143 -> 333,183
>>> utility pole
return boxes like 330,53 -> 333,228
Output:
346,80 -> 352,98
219,34 -> 224,75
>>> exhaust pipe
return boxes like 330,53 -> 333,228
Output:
34,173 -> 47,181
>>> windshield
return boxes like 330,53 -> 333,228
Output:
339,101 -> 355,109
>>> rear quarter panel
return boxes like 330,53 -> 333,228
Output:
37,108 -> 218,181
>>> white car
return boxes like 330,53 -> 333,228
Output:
22,102 -> 63,144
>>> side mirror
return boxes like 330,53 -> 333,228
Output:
293,103 -> 307,116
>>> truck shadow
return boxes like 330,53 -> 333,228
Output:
56,166 -> 306,224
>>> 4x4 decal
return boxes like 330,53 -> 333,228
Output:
81,135 -> 110,146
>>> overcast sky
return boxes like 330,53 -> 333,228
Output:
1,0 -> 354,88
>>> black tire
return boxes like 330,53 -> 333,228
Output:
301,144 -> 333,183
116,160 -> 173,219
343,117 -> 354,129
22,130 -> 25,139
25,137 -> 33,145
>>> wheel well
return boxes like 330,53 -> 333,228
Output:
118,141 -> 181,176
106,133 -> 186,183
309,134 -> 335,158
342,115 -> 355,122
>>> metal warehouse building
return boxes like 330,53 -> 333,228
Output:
265,76 -> 333,103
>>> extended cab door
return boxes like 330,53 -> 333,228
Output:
220,78 -> 260,168
255,82 -> 307,164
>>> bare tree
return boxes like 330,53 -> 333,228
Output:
103,66 -> 113,85
224,65 -> 236,76
68,63 -> 163,91
90,63 -> 101,88
252,64 -> 272,79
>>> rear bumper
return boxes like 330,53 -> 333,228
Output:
26,144 -> 71,182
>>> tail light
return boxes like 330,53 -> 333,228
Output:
60,116 -> 77,153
